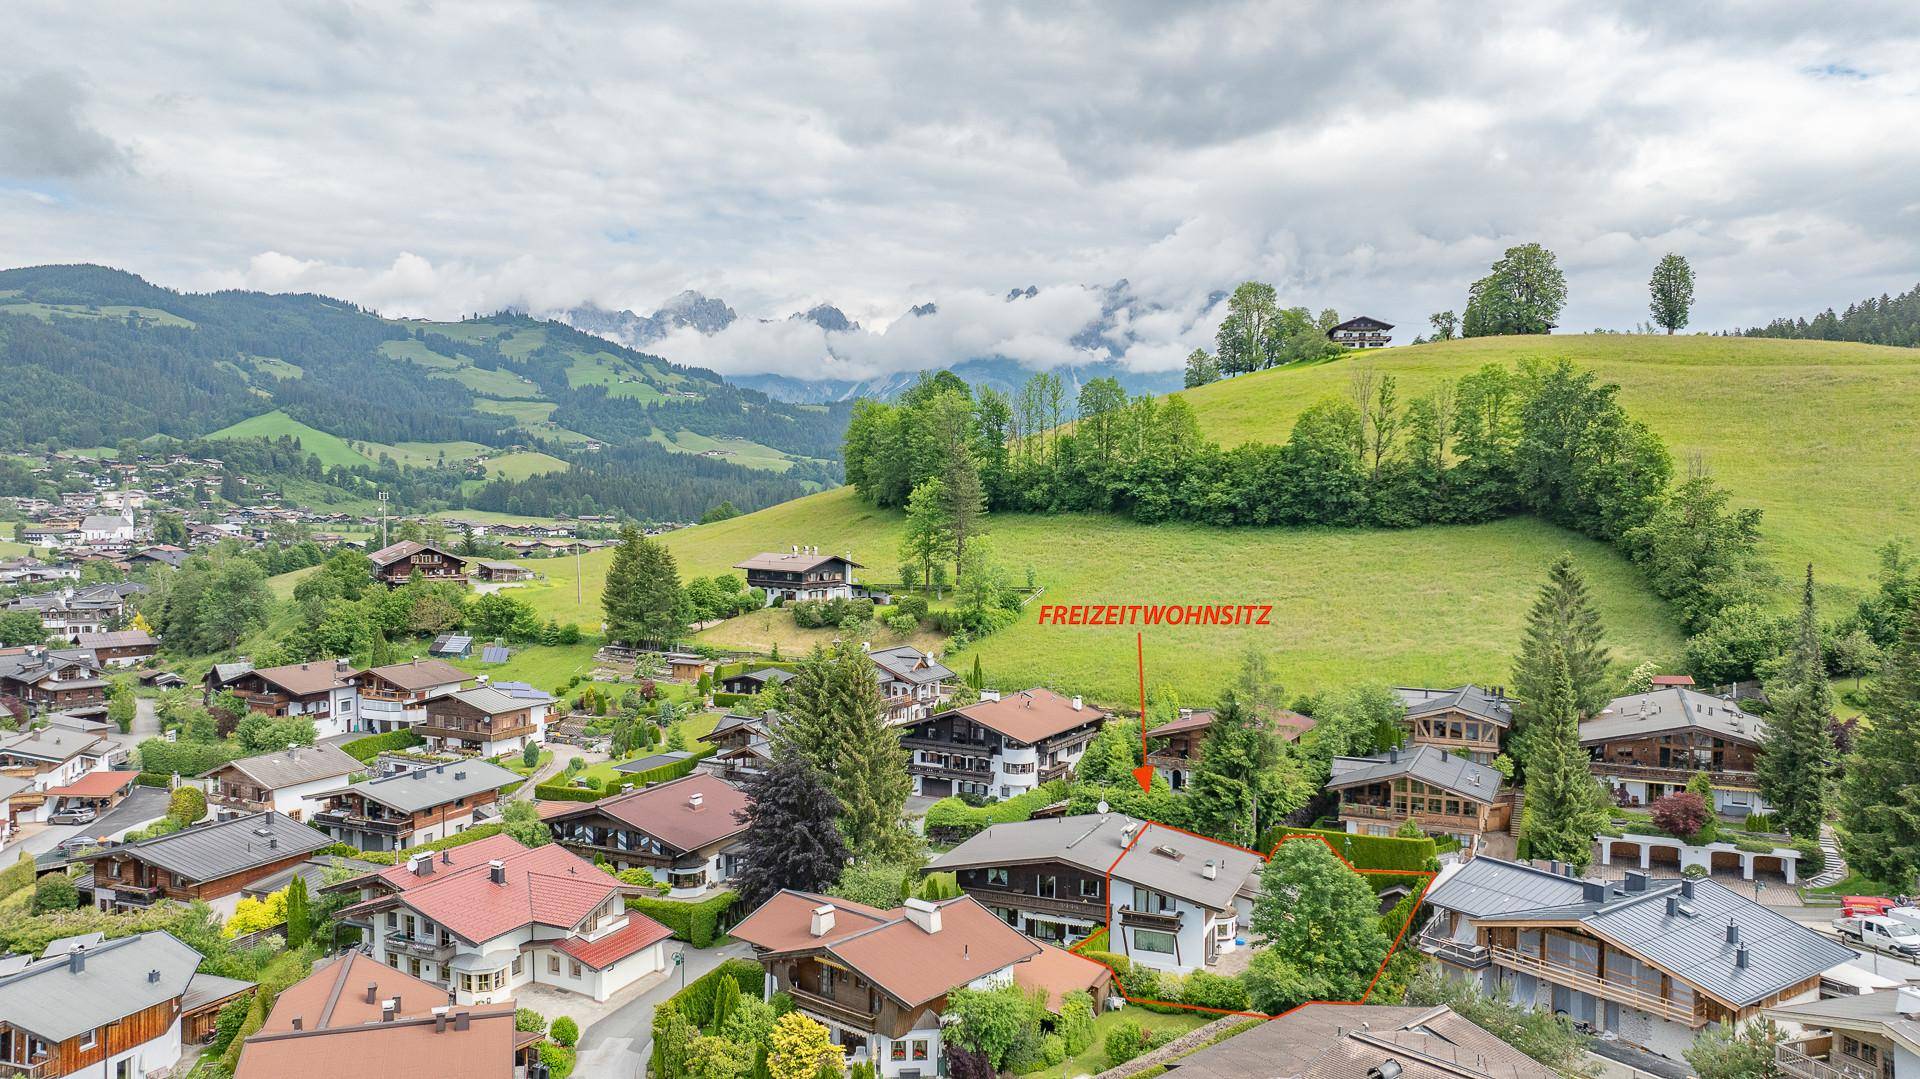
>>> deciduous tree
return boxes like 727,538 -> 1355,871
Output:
733,753 -> 850,907
1250,838 -> 1390,1000
1462,243 -> 1566,337
1649,253 -> 1696,334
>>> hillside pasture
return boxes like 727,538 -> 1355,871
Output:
207,410 -> 374,469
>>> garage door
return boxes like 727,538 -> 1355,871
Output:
919,777 -> 952,797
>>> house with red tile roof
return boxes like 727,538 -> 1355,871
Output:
547,772 -> 750,896
730,892 -> 1046,1077
331,834 -> 671,1004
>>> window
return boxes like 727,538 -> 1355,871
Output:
512,956 -> 523,976
386,911 -> 397,929
913,1041 -> 930,1061
1080,877 -> 1102,899
986,867 -> 1009,887
116,1062 -> 132,1079
388,954 -> 400,968
79,1029 -> 96,1050
1133,929 -> 1177,954
549,955 -> 561,974
570,961 -> 582,979
408,958 -> 421,977
1037,875 -> 1056,899
892,1043 -> 908,1062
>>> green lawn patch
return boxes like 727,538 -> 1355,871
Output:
207,410 -> 373,469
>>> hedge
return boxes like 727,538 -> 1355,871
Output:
710,692 -> 750,707
660,957 -> 765,1028
0,853 -> 35,902
608,745 -> 718,792
341,730 -> 426,763
135,738 -> 244,778
352,822 -> 510,866
534,783 -> 602,802
628,890 -> 738,949
1257,825 -> 1437,873
136,772 -> 172,788
1076,950 -> 1190,1014
924,782 -> 1071,839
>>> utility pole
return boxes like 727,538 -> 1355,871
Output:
575,538 -> 582,606
378,490 -> 389,549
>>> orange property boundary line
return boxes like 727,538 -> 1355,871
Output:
1066,825 -> 1435,1021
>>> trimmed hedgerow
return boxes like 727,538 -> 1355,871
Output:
628,890 -> 738,949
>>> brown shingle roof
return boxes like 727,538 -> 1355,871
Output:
943,689 -> 1107,745
248,660 -> 358,697
361,657 -> 468,692
551,772 -> 749,854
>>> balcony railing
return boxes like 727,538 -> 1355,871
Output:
0,1058 -> 51,1078
314,811 -> 409,835
966,884 -> 1104,920
788,987 -> 877,1032
1117,906 -> 1182,931
385,931 -> 453,959
1341,802 -> 1486,831
1590,761 -> 1759,787
1488,945 -> 1699,1025
1416,929 -> 1491,969
1776,1042 -> 1873,1079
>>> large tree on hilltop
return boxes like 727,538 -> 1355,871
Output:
1759,567 -> 1838,837
1462,243 -> 1566,337
1838,600 -> 1920,892
1519,650 -> 1613,871
733,753 -> 849,908
1649,253 -> 1696,334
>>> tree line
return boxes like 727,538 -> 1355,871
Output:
1738,280 -> 1920,347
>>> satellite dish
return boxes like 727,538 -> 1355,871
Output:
1097,800 -> 1110,815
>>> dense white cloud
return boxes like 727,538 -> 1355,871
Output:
1,1 -> 1917,376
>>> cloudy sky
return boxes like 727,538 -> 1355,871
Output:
4,1 -> 1918,377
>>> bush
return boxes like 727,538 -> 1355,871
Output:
1104,1021 -> 1164,1069
135,772 -> 172,787
549,1016 -> 579,1047
0,853 -> 35,902
1650,791 -> 1710,841
1793,838 -> 1826,875
31,874 -> 80,914
210,997 -> 251,1055
924,782 -> 1071,839
1682,864 -> 1710,879
538,1040 -> 575,1079
1059,991 -> 1096,1055
534,783 -> 601,802
1180,970 -> 1250,1012
136,737 -> 243,777
629,891 -> 738,948
340,729 -> 425,762
168,786 -> 208,826
515,1008 -> 547,1034
660,958 -> 766,1032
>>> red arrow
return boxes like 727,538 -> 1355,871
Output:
1132,631 -> 1154,793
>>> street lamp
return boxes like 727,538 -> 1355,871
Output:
675,947 -> 686,990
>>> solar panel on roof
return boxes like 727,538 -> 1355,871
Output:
481,645 -> 511,663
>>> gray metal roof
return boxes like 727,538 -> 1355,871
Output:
1398,685 -> 1514,728
349,759 -> 522,814
1166,1003 -> 1559,1079
0,725 -> 107,763
439,684 -> 552,714
242,854 -> 383,898
614,750 -> 693,774
1581,687 -> 1766,747
1113,821 -> 1264,912
180,972 -> 257,1015
1431,858 -> 1853,1007
100,810 -> 331,883
1422,857 -> 1587,918
868,644 -> 954,685
931,813 -> 1262,912
1767,988 -> 1920,1058
1327,744 -> 1504,802
216,742 -> 362,789
0,930 -> 202,1042
930,812 -> 1145,878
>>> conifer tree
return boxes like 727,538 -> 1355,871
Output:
1520,650 -> 1611,870
1759,567 -> 1838,837
733,753 -> 849,907
284,875 -> 311,949
601,525 -> 686,646
772,644 -> 916,860
1838,600 -> 1920,891
1511,554 -> 1613,769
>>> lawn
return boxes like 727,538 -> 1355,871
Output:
478,450 -> 570,481
207,410 -> 373,469
475,399 -> 595,444
644,485 -> 1682,706
375,439 -> 492,469
690,607 -> 945,657
1029,1008 -> 1213,1079
0,297 -> 196,328
1180,334 -> 1920,605
445,363 -> 542,399
378,339 -> 463,370
565,352 -> 667,401
575,708 -> 720,788
450,643 -> 602,693
647,428 -> 805,473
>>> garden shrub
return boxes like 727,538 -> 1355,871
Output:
549,1016 -> 579,1047
1181,970 -> 1250,1011
629,891 -> 739,948
339,730 -> 426,762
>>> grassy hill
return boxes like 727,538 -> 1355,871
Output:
208,410 -> 374,469
1180,335 -> 1920,601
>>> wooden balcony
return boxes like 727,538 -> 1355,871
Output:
1416,929 -> 1491,970
964,884 -> 1104,921
418,721 -> 536,743
314,811 -> 409,835
1776,1040 -> 1873,1079
1117,906 -> 1182,931
1488,945 -> 1699,1025
1590,761 -> 1758,787
1341,802 -> 1487,833
0,1058 -> 51,1078
787,987 -> 877,1032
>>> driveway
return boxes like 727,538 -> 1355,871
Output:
576,941 -> 753,1079
505,744 -> 583,803
6,784 -> 172,860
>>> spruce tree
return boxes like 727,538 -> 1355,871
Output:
1511,554 -> 1613,769
602,526 -> 687,647
601,524 -> 645,644
1759,567 -> 1838,838
772,645 -> 916,860
1838,600 -> 1920,891
1519,650 -> 1611,870
733,753 -> 849,907
284,875 -> 311,949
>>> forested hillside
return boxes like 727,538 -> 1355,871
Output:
1741,280 -> 1920,346
0,264 -> 850,519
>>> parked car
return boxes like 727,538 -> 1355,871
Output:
55,834 -> 109,854
1833,914 -> 1920,955
48,806 -> 97,825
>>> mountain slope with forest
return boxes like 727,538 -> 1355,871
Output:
0,264 -> 850,520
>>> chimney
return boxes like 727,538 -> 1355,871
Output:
366,983 -> 379,1004
1582,880 -> 1609,903
337,658 -> 350,672
1897,986 -> 1920,1018
1725,919 -> 1741,944
1370,1062 -> 1405,1079
1735,944 -> 1749,968
454,1011 -> 470,1032
441,849 -> 453,864
1548,860 -> 1561,876
810,904 -> 836,937
147,968 -> 160,983
1072,696 -> 1083,712
393,993 -> 402,1014
902,897 -> 943,934
1680,879 -> 1696,899
1666,894 -> 1679,917
292,1017 -> 303,1031
268,836 -> 277,850
1624,870 -> 1649,893
454,770 -> 465,781
1202,860 -> 1218,880
434,1009 -> 447,1033
489,860 -> 505,885
1388,748 -> 1399,764
381,999 -> 397,1022
689,791 -> 704,809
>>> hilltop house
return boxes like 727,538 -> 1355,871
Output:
1327,316 -> 1394,348
1418,857 -> 1854,1056
331,833 -> 672,1004
1398,685 -> 1513,765
733,547 -> 863,604
547,772 -> 750,896
731,892 -> 1042,1076
1147,707 -> 1315,791
79,811 -> 333,914
355,658 -> 469,732
903,688 -> 1106,799
202,743 -> 364,821
1582,687 -> 1771,816
1163,1002 -> 1559,1079
367,540 -> 469,588
417,683 -> 553,756
235,951 -> 533,1079
868,645 -> 954,726
208,659 -> 361,737
311,759 -> 521,852
0,931 -> 213,1079
1327,745 -> 1510,845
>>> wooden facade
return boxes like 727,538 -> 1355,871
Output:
765,953 -> 941,1042
216,670 -> 343,720
371,545 -> 467,587
313,787 -> 497,847
417,695 -> 538,751
1408,710 -> 1504,764
1337,777 -> 1508,838
1587,731 -> 1761,796
948,860 -> 1107,945
0,997 -> 178,1078
87,846 -> 317,908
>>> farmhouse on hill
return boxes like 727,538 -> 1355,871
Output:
1327,315 -> 1394,348
733,546 -> 863,604
367,539 -> 469,587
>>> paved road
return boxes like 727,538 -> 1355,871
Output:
1,698 -> 167,861
505,743 -> 584,803
576,941 -> 753,1078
